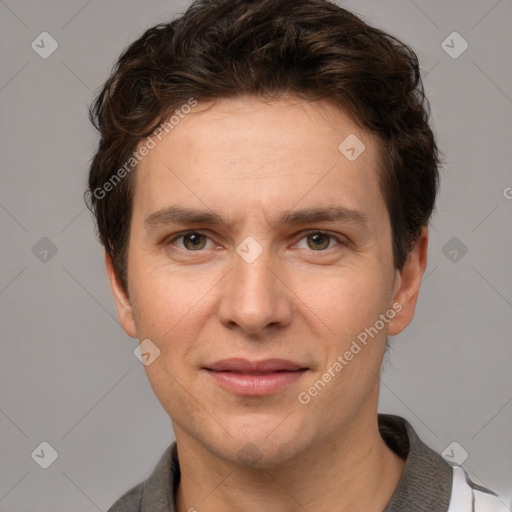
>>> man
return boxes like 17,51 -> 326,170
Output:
86,0 -> 508,510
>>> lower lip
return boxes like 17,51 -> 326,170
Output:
205,370 -> 307,396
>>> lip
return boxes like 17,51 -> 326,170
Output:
204,358 -> 308,396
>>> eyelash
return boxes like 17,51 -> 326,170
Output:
166,230 -> 346,253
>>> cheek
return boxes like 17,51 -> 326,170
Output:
129,260 -> 214,332
291,270 -> 393,420
293,264 -> 392,339
128,263 -> 222,380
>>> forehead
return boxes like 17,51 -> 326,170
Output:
132,96 -> 386,229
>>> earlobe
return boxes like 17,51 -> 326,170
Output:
387,227 -> 429,336
104,251 -> 137,338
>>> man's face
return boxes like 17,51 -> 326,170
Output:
108,96 -> 423,467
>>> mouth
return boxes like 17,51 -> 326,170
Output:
203,358 -> 309,396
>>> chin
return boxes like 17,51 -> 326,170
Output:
215,439 -> 304,470
208,417 -> 312,469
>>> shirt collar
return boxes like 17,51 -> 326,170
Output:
380,414 -> 452,511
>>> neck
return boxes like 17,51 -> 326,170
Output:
174,410 -> 405,512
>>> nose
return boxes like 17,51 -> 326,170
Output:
216,246 -> 294,337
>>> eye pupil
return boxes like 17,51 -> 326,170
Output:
307,233 -> 330,250
184,233 -> 206,250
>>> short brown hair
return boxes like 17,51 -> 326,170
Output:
87,0 -> 440,292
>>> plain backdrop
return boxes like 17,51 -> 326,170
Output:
1,1 -> 511,510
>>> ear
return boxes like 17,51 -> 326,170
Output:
104,251 -> 137,338
387,227 -> 429,336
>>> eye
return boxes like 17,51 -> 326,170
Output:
167,230 -> 344,253
295,231 -> 343,251
170,231 -> 215,251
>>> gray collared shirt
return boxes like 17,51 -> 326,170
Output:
106,414 -> 461,511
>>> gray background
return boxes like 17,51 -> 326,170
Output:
1,0 -> 511,510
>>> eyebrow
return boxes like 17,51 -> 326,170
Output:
144,205 -> 368,232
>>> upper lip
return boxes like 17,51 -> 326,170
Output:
205,358 -> 307,373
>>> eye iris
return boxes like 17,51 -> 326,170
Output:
183,233 -> 206,250
307,233 -> 330,250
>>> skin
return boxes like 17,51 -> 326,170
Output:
106,95 -> 428,511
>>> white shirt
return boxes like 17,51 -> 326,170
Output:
448,466 -> 511,511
